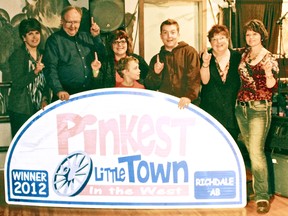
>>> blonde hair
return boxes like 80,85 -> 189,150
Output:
116,56 -> 139,78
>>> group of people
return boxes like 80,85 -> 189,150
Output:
7,5 -> 279,214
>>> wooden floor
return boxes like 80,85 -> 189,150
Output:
1,170 -> 288,216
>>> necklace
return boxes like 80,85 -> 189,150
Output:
213,50 -> 230,83
247,48 -> 262,64
215,58 -> 230,83
247,53 -> 257,64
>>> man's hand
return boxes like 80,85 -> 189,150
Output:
57,91 -> 70,101
154,54 -> 164,74
90,17 -> 100,37
178,97 -> 191,109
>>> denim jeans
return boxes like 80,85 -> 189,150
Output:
235,100 -> 272,201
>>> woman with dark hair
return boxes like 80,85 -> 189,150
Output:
8,18 -> 49,137
96,29 -> 149,87
235,19 -> 279,214
200,24 -> 241,141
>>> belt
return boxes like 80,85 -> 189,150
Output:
236,100 -> 269,107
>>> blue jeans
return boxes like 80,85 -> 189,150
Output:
235,100 -> 272,201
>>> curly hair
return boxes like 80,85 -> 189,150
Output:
207,24 -> 230,42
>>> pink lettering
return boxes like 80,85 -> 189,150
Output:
98,118 -> 120,155
57,113 -> 97,154
56,113 -> 193,157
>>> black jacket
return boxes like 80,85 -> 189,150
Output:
200,49 -> 241,130
43,29 -> 106,95
8,45 -> 49,115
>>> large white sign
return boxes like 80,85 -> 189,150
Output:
5,88 -> 246,208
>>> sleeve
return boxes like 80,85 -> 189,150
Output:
92,35 -> 107,62
270,53 -> 279,91
9,48 -> 37,90
184,48 -> 201,102
38,49 -> 51,103
92,55 -> 116,88
271,54 -> 279,76
43,36 -> 63,95
91,35 -> 112,88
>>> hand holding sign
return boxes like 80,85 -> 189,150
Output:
154,54 -> 164,74
90,17 -> 100,37
91,52 -> 101,77
57,91 -> 70,101
178,96 -> 191,109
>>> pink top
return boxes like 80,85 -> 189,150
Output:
115,71 -> 123,84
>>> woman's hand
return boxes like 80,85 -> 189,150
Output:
34,55 -> 45,75
200,48 -> 212,84
262,59 -> 273,74
262,58 -> 276,88
202,48 -> 212,67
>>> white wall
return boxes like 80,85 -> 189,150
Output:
135,0 -> 220,63
143,1 -> 200,63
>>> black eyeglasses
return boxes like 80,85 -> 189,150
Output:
113,40 -> 127,45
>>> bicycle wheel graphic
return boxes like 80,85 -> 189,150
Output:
53,151 -> 93,197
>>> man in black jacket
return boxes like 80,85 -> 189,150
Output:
43,5 -> 105,101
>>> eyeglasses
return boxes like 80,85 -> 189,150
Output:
63,19 -> 81,26
113,40 -> 127,45
211,36 -> 227,43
